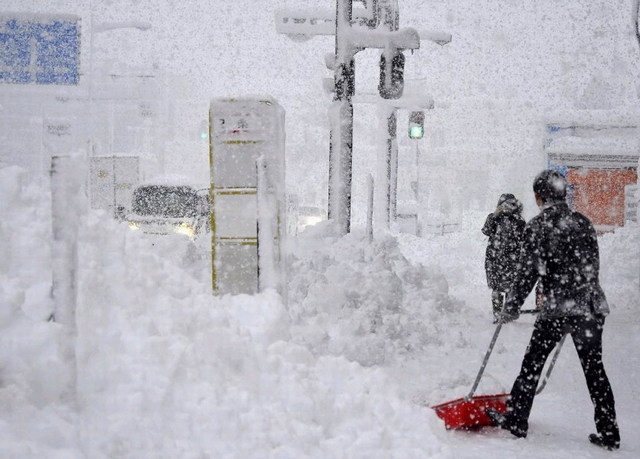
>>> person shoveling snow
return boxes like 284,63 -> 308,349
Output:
486,170 -> 620,451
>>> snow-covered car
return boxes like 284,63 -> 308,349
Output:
127,178 -> 209,239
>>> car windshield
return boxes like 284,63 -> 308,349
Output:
132,185 -> 198,218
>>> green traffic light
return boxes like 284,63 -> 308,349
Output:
409,125 -> 424,139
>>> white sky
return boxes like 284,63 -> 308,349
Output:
4,0 -> 639,209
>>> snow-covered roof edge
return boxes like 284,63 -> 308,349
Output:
0,12 -> 81,22
209,95 -> 280,106
545,106 -> 640,127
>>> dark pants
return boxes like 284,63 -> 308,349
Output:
506,315 -> 619,443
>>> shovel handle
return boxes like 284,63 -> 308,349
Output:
467,321 -> 503,399
535,334 -> 566,395
465,302 -> 538,400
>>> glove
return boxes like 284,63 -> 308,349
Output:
499,310 -> 519,324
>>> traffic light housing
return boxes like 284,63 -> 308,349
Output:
378,49 -> 404,99
408,111 -> 424,139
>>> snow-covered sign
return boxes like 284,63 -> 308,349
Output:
209,98 -> 286,295
274,3 -> 382,39
212,113 -> 266,142
274,8 -> 420,49
0,13 -> 80,85
274,8 -> 335,38
545,124 -> 640,168
545,123 -> 639,230
275,6 -> 449,46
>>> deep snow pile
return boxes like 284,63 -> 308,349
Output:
0,166 -> 455,457
72,205 -> 458,457
2,164 -> 640,458
286,225 -> 468,367
0,167 -> 77,458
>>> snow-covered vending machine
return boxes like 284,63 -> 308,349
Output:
209,97 -> 286,295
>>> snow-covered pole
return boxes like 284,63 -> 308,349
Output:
634,0 -> 640,71
50,154 -> 87,405
256,155 -> 278,291
632,0 -> 640,290
50,156 -> 86,329
377,6 -> 401,230
389,110 -> 399,221
366,173 -> 374,242
374,105 -> 398,231
328,0 -> 355,235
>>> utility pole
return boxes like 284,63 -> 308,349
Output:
276,1 -> 448,235
377,1 -> 402,229
329,0 -> 355,234
633,0 -> 640,291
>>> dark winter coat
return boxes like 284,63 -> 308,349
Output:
504,202 -> 610,320
482,205 -> 526,292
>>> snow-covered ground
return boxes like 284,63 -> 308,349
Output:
1,164 -> 639,458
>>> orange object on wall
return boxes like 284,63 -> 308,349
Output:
566,168 -> 637,228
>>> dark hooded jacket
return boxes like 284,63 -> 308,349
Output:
504,201 -> 609,320
482,194 -> 526,291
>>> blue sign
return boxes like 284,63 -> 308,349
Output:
0,15 -> 80,85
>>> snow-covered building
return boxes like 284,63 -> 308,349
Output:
544,114 -> 640,231
0,11 -> 210,215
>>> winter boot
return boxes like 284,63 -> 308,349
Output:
486,408 -> 527,438
588,433 -> 620,451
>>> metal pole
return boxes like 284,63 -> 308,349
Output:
256,155 -> 277,291
88,11 -> 95,158
413,141 -> 421,234
374,105 -> 396,230
328,0 -> 354,235
535,335 -> 566,395
366,173 -> 374,242
388,109 -> 398,222
112,155 -> 117,218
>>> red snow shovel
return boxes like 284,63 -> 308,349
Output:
431,316 -> 565,430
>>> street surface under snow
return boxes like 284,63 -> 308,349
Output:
0,166 -> 638,458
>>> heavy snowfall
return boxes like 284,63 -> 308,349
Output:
1,1 -> 640,458
2,166 -> 639,458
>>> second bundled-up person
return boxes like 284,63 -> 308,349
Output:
482,193 -> 526,323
